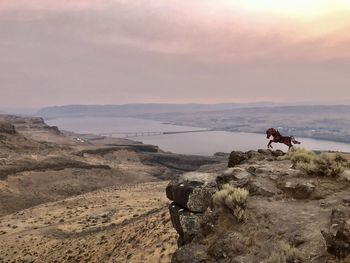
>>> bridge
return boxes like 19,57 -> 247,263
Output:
99,129 -> 210,138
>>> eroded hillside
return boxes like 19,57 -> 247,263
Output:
0,115 -> 225,262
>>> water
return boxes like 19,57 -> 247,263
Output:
46,117 -> 350,156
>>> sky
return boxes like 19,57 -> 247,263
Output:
0,0 -> 350,109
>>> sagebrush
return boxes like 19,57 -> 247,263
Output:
284,148 -> 348,177
213,184 -> 248,222
284,148 -> 315,166
297,153 -> 348,177
264,241 -> 303,263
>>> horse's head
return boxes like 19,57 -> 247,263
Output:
266,128 -> 275,139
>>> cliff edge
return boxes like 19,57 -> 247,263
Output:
167,149 -> 350,263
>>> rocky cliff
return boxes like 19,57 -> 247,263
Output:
167,149 -> 350,263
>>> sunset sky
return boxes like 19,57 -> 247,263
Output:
1,0 -> 350,108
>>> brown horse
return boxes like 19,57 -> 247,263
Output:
266,128 -> 301,150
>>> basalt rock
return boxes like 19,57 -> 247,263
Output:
206,232 -> 246,260
271,149 -> 285,157
166,172 -> 216,213
171,243 -> 212,263
247,179 -> 278,197
228,151 -> 249,168
217,168 -> 277,197
169,203 -> 204,246
281,181 -> 315,199
258,149 -> 273,155
216,167 -> 251,189
322,208 -> 350,258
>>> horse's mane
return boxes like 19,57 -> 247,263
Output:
267,128 -> 282,137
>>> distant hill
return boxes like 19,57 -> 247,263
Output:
37,102 -> 282,118
143,105 -> 350,143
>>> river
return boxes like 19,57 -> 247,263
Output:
46,117 -> 350,156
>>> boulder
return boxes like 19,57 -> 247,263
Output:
216,168 -> 278,197
258,149 -> 272,156
216,168 -> 251,189
171,243 -> 212,263
169,203 -> 203,246
246,150 -> 260,159
207,232 -> 246,260
166,173 -> 216,213
281,181 -> 315,199
322,208 -> 350,258
271,150 -> 285,157
247,179 -> 277,197
228,151 -> 249,168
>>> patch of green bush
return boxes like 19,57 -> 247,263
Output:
212,184 -> 248,222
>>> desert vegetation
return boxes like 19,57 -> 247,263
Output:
285,148 -> 349,177
212,184 -> 249,222
264,241 -> 303,263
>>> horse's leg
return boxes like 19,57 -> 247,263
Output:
283,137 -> 293,150
268,140 -> 273,149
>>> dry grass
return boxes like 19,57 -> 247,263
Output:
297,153 -> 347,177
284,148 -> 348,177
212,184 -> 249,222
264,241 -> 303,263
284,148 -> 315,166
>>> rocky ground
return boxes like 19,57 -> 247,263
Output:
0,115 -> 225,262
167,150 -> 350,263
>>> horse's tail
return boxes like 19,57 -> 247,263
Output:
291,136 -> 301,145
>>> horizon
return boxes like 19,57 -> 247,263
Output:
1,0 -> 350,108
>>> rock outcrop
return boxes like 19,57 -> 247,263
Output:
167,172 -> 217,246
167,149 -> 350,263
322,208 -> 350,259
228,151 -> 249,167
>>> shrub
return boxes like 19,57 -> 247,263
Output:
264,242 -> 303,263
297,153 -> 347,177
212,184 -> 249,222
284,148 -> 315,166
284,148 -> 348,177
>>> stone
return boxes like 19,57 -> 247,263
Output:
321,208 -> 350,258
258,149 -> 273,155
228,151 -> 249,168
171,243 -> 212,263
166,174 -> 216,213
289,234 -> 305,247
271,150 -> 285,157
206,232 -> 246,260
246,150 -> 260,159
281,181 -> 315,199
216,168 -> 251,189
169,203 -> 203,246
247,179 -> 277,197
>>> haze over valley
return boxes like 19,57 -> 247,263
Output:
2,0 -> 350,262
